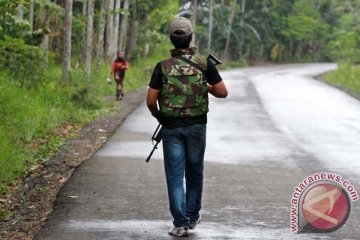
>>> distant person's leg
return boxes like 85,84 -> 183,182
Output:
115,78 -> 123,100
119,78 -> 124,98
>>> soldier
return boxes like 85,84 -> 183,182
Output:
109,52 -> 129,100
147,17 -> 228,237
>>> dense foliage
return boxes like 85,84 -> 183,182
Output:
185,0 -> 360,63
0,36 -> 46,88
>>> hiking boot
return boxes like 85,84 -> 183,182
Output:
168,226 -> 189,237
189,215 -> 201,230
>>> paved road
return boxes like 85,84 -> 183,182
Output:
35,64 -> 360,240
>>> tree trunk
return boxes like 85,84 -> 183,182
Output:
82,0 -> 87,15
105,0 -> 114,62
190,0 -> 197,47
238,0 -> 246,59
118,0 -> 129,52
41,5 -> 50,64
18,4 -> 24,20
127,1 -> 138,59
127,21 -> 139,59
289,39 -> 294,61
207,0 -> 213,52
113,0 -> 121,57
81,0 -> 87,59
224,0 -> 237,61
96,0 -> 107,71
63,0 -> 73,83
85,0 -> 95,80
29,0 -> 35,32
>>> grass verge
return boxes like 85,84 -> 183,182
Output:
323,63 -> 360,96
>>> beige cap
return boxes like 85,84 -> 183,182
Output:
169,17 -> 193,37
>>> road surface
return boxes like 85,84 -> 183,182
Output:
35,64 -> 360,240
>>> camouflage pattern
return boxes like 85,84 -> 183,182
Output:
159,48 -> 208,117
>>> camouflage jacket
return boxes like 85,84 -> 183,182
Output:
159,48 -> 208,118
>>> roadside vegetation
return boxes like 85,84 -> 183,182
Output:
321,1 -> 360,96
0,0 -> 359,196
324,64 -> 360,96
0,43 -> 172,195
0,0 -> 176,194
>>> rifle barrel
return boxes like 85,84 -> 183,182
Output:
146,142 -> 159,162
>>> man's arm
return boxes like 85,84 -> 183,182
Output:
208,81 -> 228,98
205,59 -> 228,98
147,87 -> 160,119
147,62 -> 163,120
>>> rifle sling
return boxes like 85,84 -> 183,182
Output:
175,55 -> 206,74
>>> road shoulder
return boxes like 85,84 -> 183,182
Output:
0,88 -> 147,240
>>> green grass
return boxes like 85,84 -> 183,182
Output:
0,210 -> 11,221
0,65 -> 113,192
324,63 -> 360,96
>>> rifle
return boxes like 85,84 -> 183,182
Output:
145,124 -> 162,162
145,54 -> 221,163
207,53 -> 222,66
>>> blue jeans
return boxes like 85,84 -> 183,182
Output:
162,124 -> 206,228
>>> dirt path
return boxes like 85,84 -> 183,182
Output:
0,88 -> 147,240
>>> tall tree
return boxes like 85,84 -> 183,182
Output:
113,0 -> 121,56
105,0 -> 114,62
238,0 -> 246,58
41,4 -> 50,63
82,0 -> 87,16
85,0 -> 94,79
17,4 -> 24,20
96,0 -> 107,71
127,0 -> 138,59
118,0 -> 129,52
29,0 -> 34,32
63,0 -> 73,83
81,0 -> 87,59
190,0 -> 198,47
207,0 -> 213,52
224,0 -> 237,60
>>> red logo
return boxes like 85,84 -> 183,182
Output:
301,183 -> 351,232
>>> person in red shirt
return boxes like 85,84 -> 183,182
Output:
109,52 -> 129,100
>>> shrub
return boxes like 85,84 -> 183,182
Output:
0,36 -> 46,89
